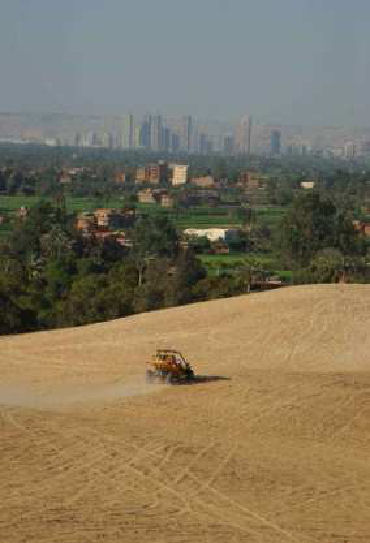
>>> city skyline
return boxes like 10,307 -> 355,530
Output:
1,109 -> 368,160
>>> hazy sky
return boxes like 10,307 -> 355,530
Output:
1,0 -> 370,125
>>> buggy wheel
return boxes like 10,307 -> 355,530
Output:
186,369 -> 194,381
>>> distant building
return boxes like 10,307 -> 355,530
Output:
160,193 -> 174,208
223,136 -> 234,154
301,181 -> 315,190
162,127 -> 171,152
150,115 -> 163,152
353,220 -> 370,237
74,133 -> 83,147
361,141 -> 370,156
211,241 -> 230,255
138,188 -> 157,204
184,228 -> 240,242
121,114 -> 135,149
199,133 -> 210,155
140,115 -> 152,149
148,163 -> 161,184
94,208 -> 115,227
16,206 -> 29,220
100,132 -> 114,149
237,171 -> 265,189
76,212 -> 95,231
183,115 -> 193,152
235,115 -> 252,154
270,130 -> 281,155
344,141 -> 356,160
114,171 -> 126,183
135,166 -> 147,184
68,167 -> 85,177
169,164 -> 188,186
171,132 -> 180,153
93,208 -> 128,229
45,138 -> 58,147
58,171 -> 72,184
191,175 -> 215,188
135,163 -> 161,184
134,126 -> 141,148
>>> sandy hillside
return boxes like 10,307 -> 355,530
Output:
1,284 -> 370,543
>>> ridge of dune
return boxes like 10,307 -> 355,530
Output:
1,284 -> 369,387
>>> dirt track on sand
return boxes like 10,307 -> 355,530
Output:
1,284 -> 370,543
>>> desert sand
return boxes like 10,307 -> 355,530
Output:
1,284 -> 370,543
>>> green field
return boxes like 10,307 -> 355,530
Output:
0,195 -> 285,234
0,195 -> 42,212
0,195 -> 128,214
136,203 -> 243,228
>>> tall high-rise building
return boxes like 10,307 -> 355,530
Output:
163,127 -> 171,152
150,115 -> 163,151
199,133 -> 211,155
134,126 -> 141,148
171,133 -> 180,153
121,114 -> 135,149
183,115 -> 193,152
74,133 -> 82,147
247,116 -> 252,155
140,115 -> 152,149
235,115 -> 252,154
361,141 -> 370,156
270,130 -> 281,155
101,132 -> 114,149
344,141 -> 356,159
128,114 -> 134,148
223,135 -> 234,155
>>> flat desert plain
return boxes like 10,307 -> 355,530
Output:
1,285 -> 370,543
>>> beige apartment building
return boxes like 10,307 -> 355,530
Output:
169,164 -> 188,186
135,163 -> 165,184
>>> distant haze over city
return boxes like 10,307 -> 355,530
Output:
1,0 -> 370,126
0,110 -> 369,160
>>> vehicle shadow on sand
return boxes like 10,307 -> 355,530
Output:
174,375 -> 231,385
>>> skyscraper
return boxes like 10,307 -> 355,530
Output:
247,115 -> 252,155
184,115 -> 193,153
171,133 -> 180,153
121,114 -> 135,149
344,141 -> 356,159
223,135 -> 234,155
199,133 -> 210,155
163,127 -> 171,152
128,114 -> 134,149
150,115 -> 163,152
235,115 -> 252,154
270,130 -> 281,155
140,115 -> 152,149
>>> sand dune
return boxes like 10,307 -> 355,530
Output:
1,284 -> 370,542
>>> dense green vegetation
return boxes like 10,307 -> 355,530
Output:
0,202 -> 207,333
